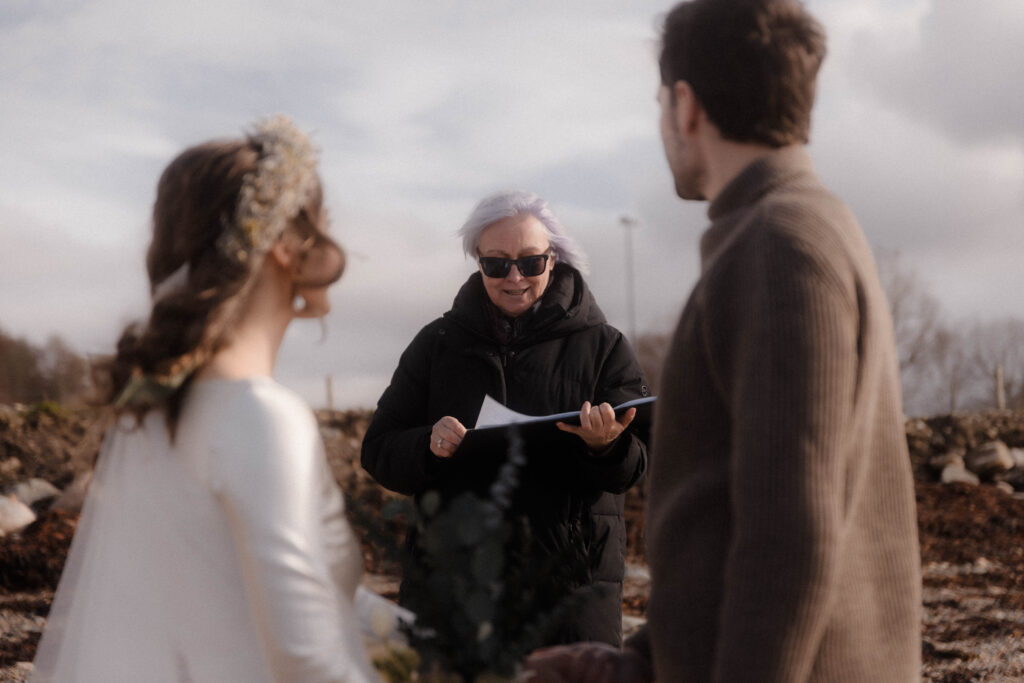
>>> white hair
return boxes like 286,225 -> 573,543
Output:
457,191 -> 589,274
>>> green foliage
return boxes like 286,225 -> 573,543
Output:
372,645 -> 421,682
348,428 -> 608,682
398,430 -> 582,682
23,400 -> 67,421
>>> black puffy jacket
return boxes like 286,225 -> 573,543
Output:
361,264 -> 649,646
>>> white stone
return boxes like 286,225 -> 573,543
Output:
1010,448 -> 1024,469
0,457 -> 21,476
929,451 -> 965,470
624,563 -> 651,582
8,478 -> 61,507
0,494 -> 36,535
622,615 -> 646,639
965,441 -> 1014,476
941,464 -> 980,485
51,470 -> 93,514
994,481 -> 1014,495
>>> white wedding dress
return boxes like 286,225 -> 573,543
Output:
31,377 -> 380,682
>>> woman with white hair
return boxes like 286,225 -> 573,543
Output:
361,190 -> 650,648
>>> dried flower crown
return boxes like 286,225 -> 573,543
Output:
217,115 -> 320,263
115,116 -> 318,412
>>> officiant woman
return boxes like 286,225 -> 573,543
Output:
361,190 -> 650,646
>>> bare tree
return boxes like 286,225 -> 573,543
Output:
877,252 -> 942,373
877,253 -> 949,415
0,327 -> 90,405
925,325 -> 978,414
635,332 -> 671,395
0,330 -> 47,404
964,318 -> 1024,410
41,335 -> 92,404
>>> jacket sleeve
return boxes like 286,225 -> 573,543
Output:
212,386 -> 377,683
361,326 -> 444,496
705,225 -> 859,682
573,330 -> 650,494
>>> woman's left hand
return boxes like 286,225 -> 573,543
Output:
556,401 -> 636,452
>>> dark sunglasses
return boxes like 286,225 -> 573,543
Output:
477,252 -> 553,278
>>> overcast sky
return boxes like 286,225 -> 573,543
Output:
1,0 -> 1022,409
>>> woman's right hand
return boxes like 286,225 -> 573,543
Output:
430,416 -> 467,458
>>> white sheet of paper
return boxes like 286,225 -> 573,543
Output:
475,395 -> 530,428
473,394 -> 656,430
474,394 -> 579,429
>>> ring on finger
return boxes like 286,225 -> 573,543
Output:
437,437 -> 443,448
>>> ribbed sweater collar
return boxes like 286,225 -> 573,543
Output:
701,145 -> 815,262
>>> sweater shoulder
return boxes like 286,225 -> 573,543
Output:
705,188 -> 872,315
755,180 -> 859,245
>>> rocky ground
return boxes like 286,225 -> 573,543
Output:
2,404 -> 1023,681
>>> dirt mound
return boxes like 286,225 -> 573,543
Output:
2,405 -> 1024,681
906,411 -> 1024,478
0,405 -> 103,491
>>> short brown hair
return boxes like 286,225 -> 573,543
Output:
659,0 -> 827,146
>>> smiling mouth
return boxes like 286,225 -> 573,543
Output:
503,288 -> 530,296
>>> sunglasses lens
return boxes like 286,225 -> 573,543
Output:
480,258 -> 510,278
478,254 -> 549,278
518,255 -> 546,276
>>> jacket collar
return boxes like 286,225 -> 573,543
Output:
445,263 -> 605,344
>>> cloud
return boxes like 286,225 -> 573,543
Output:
809,0 -> 1024,324
812,96 -> 1023,250
0,205 -> 149,351
841,0 -> 1024,145
2,0 -> 1022,410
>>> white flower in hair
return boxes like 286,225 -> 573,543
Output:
218,115 -> 319,262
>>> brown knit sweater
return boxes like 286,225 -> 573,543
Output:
642,146 -> 921,681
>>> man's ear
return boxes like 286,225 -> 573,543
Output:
672,81 -> 702,136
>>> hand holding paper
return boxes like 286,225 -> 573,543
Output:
430,415 -> 467,458
555,401 -> 637,451
456,394 -> 656,458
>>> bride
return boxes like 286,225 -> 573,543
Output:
31,117 -> 380,682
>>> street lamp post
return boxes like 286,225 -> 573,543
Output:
620,215 -> 639,347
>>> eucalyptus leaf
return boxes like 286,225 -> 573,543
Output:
464,589 -> 495,624
420,490 -> 442,517
471,544 -> 504,583
455,513 -> 485,545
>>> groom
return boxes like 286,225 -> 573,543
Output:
528,0 -> 922,680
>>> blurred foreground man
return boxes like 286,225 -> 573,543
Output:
527,0 -> 922,680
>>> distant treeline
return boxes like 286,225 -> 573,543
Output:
4,255 -> 1024,417
878,254 -> 1024,416
0,327 -> 91,405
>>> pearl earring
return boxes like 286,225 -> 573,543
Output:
293,293 -> 307,313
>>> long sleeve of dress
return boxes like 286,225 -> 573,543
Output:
211,386 -> 378,683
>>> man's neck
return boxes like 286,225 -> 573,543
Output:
702,138 -> 781,202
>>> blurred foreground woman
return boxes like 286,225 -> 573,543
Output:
31,117 -> 379,682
